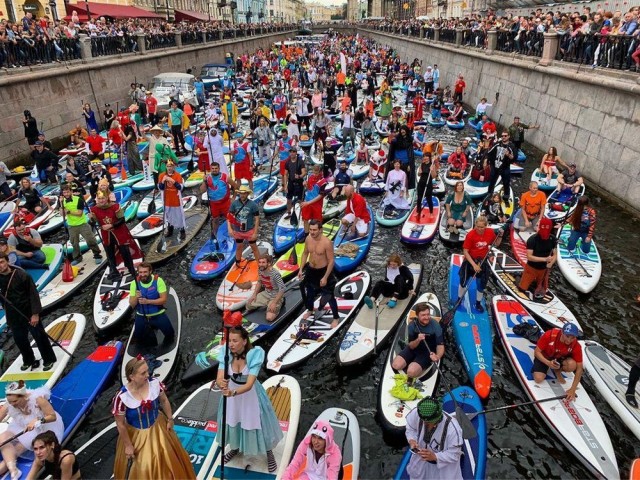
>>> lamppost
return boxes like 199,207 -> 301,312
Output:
85,0 -> 91,20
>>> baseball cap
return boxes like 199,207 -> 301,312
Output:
34,141 -> 43,146
0,238 -> 7,245
562,323 -> 580,337
569,163 -> 577,168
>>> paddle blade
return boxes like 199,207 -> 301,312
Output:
156,236 -> 167,254
290,207 -> 299,227
288,246 -> 298,266
441,308 -> 455,327
125,457 -> 134,480
456,406 -> 477,439
121,166 -> 128,181
147,199 -> 157,215
266,359 -> 282,372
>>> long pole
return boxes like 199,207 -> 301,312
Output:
220,323 -> 230,480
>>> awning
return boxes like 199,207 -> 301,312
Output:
174,9 -> 210,21
65,2 -> 163,19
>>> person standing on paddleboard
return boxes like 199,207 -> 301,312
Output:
283,420 -> 342,480
216,326 -> 283,473
486,131 -> 515,206
533,322 -> 584,402
518,217 -> 557,299
0,253 -> 56,371
201,161 -> 235,242
283,147 -> 306,220
61,184 -> 104,267
228,185 -> 261,266
404,397 -> 463,480
298,219 -> 340,328
626,356 -> 640,408
89,190 -> 141,281
128,262 -> 175,346
246,255 -> 286,323
158,160 -> 187,241
203,126 -> 229,178
460,217 -> 503,313
300,165 -> 327,235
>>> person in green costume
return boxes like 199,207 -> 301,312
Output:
379,91 -> 393,119
154,144 -> 179,181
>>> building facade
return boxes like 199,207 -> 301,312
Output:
305,1 -> 344,21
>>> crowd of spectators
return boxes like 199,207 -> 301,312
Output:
359,5 -> 640,70
0,12 -> 295,69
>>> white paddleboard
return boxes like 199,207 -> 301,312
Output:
556,224 -> 601,294
338,264 -> 422,366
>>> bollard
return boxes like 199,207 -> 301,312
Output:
420,26 -> 425,39
78,34 -> 92,60
175,32 -> 182,48
202,31 -> 207,44
137,33 -> 147,54
434,26 -> 440,42
487,29 -> 497,54
539,31 -> 560,66
455,27 -> 463,46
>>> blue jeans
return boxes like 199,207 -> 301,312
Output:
133,311 -> 175,344
567,230 -> 592,254
15,250 -> 46,269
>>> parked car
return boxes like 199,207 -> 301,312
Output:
200,63 -> 234,91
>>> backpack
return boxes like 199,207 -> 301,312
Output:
512,321 -> 542,344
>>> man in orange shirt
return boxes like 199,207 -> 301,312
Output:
336,70 -> 346,96
158,160 -> 186,240
515,181 -> 547,231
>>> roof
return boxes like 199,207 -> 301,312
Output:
152,72 -> 195,80
174,9 -> 210,21
65,2 -> 163,19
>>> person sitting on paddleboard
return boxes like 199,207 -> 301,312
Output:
283,420 -> 342,480
329,160 -> 353,202
391,303 -> 444,386
382,160 -> 410,213
128,262 -> 175,346
404,397 -> 463,480
341,185 -> 370,239
444,182 -> 473,235
515,182 -> 546,232
518,217 -> 557,299
460,217 -> 503,313
566,196 -> 596,255
447,146 -> 468,178
300,165 -> 327,235
557,163 -> 584,195
246,255 -> 286,323
479,192 -> 507,226
364,253 -> 414,310
533,322 -> 583,402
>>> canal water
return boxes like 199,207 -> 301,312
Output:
4,113 -> 639,479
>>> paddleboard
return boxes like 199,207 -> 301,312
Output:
509,214 -> 536,267
0,313 -> 86,402
580,340 -> 640,440
137,190 -> 164,219
439,205 -> 473,244
443,165 -> 471,186
263,186 -> 288,214
40,244 -> 107,311
145,204 -> 209,265
333,206 -> 375,273
448,254 -> 493,399
556,224 -> 601,294
0,201 -> 15,235
174,383 -> 224,478
359,177 -> 385,195
532,168 -> 558,192
75,422 -> 119,478
181,279 -> 304,384
466,178 -> 500,200
273,202 -> 305,254
376,188 -> 416,228
475,185 -> 514,233
338,264 -> 422,366
304,408 -> 360,480
121,287 -> 182,384
393,385 -> 487,480
190,221 -> 237,281
631,458 -> 640,480
492,294 -> 618,479
400,197 -> 440,245
266,271 -> 370,372
206,375 -> 301,480
215,242 -> 274,311
378,292 -> 441,430
544,184 -> 585,223
184,169 -> 206,189
92,249 -> 144,332
4,196 -> 59,238
131,195 -> 199,239
489,248 -> 582,331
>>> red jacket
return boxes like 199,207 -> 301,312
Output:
345,193 -> 370,223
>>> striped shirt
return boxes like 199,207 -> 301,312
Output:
258,268 -> 285,299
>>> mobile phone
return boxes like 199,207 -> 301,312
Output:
410,447 -> 420,454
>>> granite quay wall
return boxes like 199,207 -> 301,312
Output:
0,29 -> 295,168
315,24 -> 640,214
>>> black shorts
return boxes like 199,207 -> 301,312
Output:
531,356 -> 563,375
286,183 -> 304,201
398,346 -> 432,370
459,258 -> 490,292
304,265 -> 336,290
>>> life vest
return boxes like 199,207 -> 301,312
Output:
335,169 -> 351,186
135,275 -> 164,316
278,137 -> 292,161
63,195 -> 88,227
206,173 -> 230,203
14,230 -> 38,253
579,209 -> 592,232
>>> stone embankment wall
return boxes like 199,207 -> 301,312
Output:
321,25 -> 640,213
0,30 -> 294,167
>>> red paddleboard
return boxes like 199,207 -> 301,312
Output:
400,196 -> 440,245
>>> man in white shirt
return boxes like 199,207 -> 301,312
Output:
204,127 -> 229,176
341,108 -> 356,147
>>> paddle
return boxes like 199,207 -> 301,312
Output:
413,319 -> 477,439
468,394 -> 568,420
441,223 -> 509,327
336,222 -> 354,248
558,237 -> 592,278
147,190 -> 158,215
267,296 -> 330,372
125,457 -> 134,480
187,136 -> 196,173
0,430 -> 28,449
156,187 -> 168,254
373,299 -> 381,355
289,198 -> 299,227
58,196 -> 74,282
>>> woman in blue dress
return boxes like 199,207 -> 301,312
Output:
82,103 -> 99,132
217,326 -> 284,472
112,357 -> 195,479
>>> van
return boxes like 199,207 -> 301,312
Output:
150,72 -> 199,110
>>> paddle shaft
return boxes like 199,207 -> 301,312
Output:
336,222 -> 354,248
413,319 -> 477,439
275,301 -> 327,365
470,394 -> 567,419
220,323 -> 231,480
125,457 -> 134,480
0,292 -> 76,358
0,430 -> 27,449
156,184 -> 167,253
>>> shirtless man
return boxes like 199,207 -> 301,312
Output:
298,219 -> 340,328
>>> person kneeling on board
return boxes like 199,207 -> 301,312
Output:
533,322 -> 583,402
283,420 -> 342,480
246,255 -> 286,323
518,217 -> 556,299
626,356 -> 640,408
404,397 -> 463,480
364,253 -> 414,309
391,303 -> 444,387
129,262 -> 175,346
